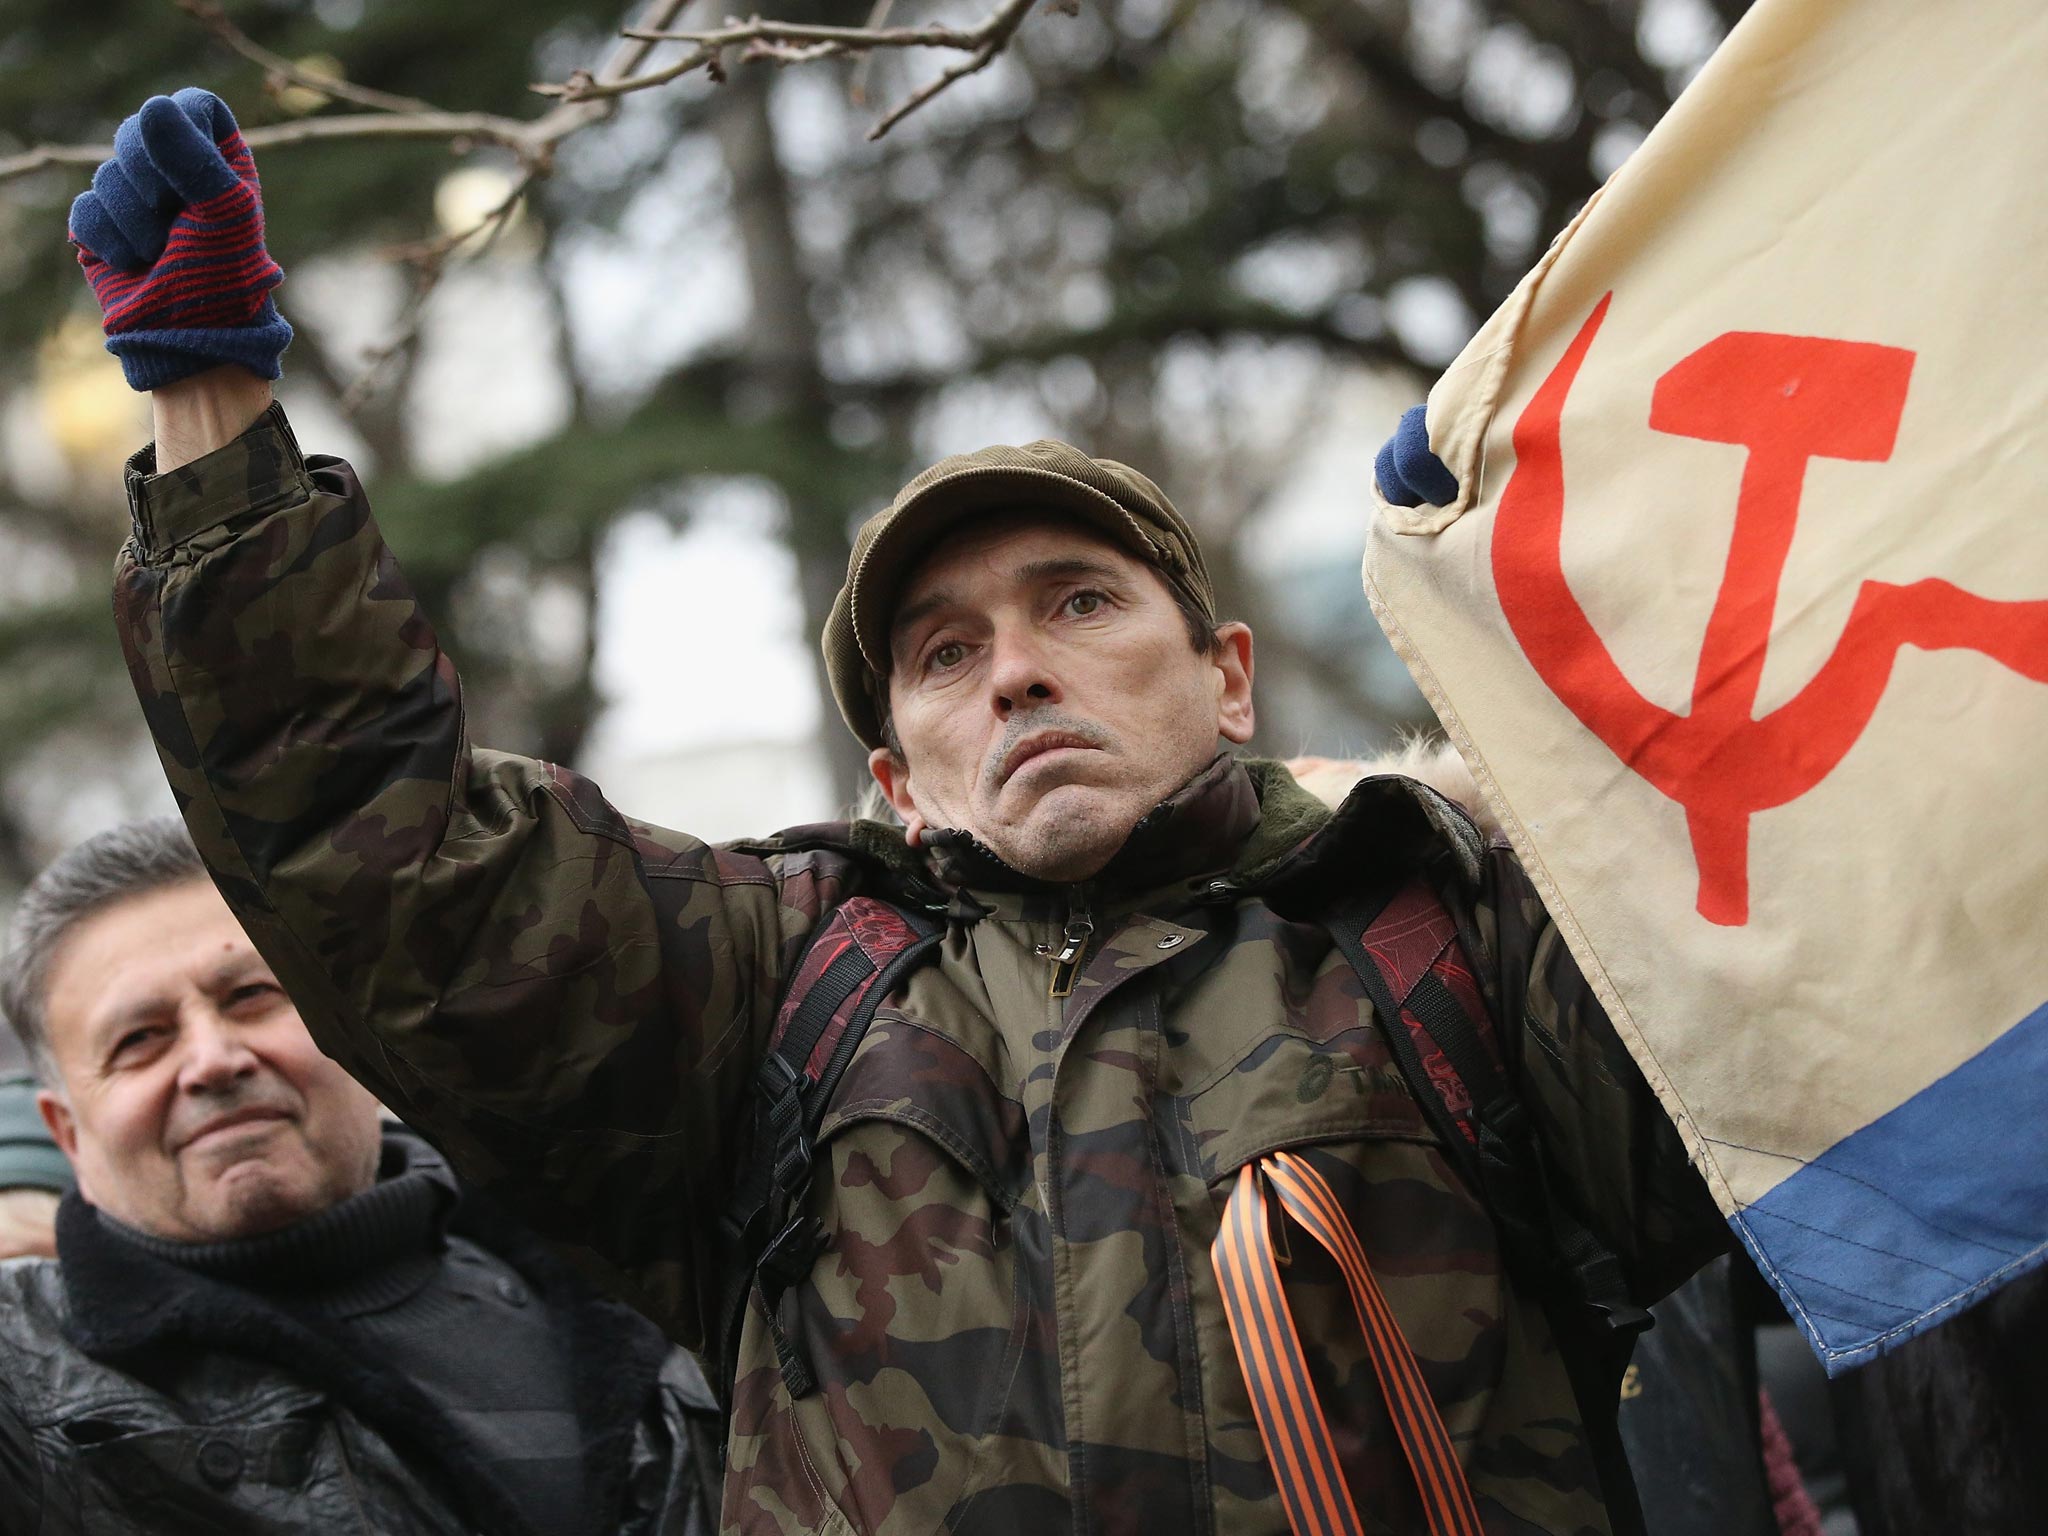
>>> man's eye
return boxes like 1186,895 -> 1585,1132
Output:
111,1027 -> 162,1061
926,640 -> 966,672
1065,591 -> 1105,617
227,983 -> 281,1011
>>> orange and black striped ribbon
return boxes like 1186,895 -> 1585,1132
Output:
1213,1152 -> 1486,1536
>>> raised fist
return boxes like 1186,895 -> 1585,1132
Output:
68,88 -> 291,392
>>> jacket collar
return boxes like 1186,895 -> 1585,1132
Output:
743,754 -> 1477,913
1257,769 -> 1489,918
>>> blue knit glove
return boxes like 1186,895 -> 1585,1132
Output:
68,88 -> 291,392
1374,404 -> 1459,508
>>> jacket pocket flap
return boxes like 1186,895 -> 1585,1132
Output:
1186,1030 -> 1435,1184
817,1012 -> 1028,1212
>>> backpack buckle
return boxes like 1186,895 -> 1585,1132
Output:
759,1055 -> 813,1204
759,1213 -> 826,1290
772,1140 -> 813,1209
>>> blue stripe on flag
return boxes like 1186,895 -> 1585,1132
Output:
1732,995 -> 2048,1376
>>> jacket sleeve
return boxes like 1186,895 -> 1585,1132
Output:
1480,845 -> 1730,1308
111,404 -> 841,1348
0,1376 -> 40,1527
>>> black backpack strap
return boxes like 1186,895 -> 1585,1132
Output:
714,898 -> 942,1407
1321,877 -> 1650,1340
1324,877 -> 1656,1534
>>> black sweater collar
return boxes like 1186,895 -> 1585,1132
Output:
101,1133 -> 454,1305
53,1128 -> 672,1536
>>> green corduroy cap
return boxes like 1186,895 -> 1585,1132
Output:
823,440 -> 1217,750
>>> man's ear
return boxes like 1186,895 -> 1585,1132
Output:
867,748 -> 930,846
1212,622 -> 1256,744
37,1087 -> 78,1164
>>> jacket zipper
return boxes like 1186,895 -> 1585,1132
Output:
1038,890 -> 1095,999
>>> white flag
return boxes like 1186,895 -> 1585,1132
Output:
1365,0 -> 2048,1372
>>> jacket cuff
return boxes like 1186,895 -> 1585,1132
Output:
107,307 -> 293,393
124,400 -> 314,563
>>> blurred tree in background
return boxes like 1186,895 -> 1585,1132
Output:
0,0 -> 1749,903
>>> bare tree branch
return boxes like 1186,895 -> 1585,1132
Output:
621,13 -> 1011,54
0,110 -> 539,183
549,0 -> 1042,139
528,47 -> 722,112
849,0 -> 899,106
525,0 -> 698,142
312,0 -> 702,393
1,0 -> 1051,185
0,0 -> 664,184
595,0 -> 699,85
867,0 -> 1039,140
0,142 -> 105,179
174,0 -> 436,116
0,0 -> 1053,412
0,0 -> 711,409
339,166 -> 542,412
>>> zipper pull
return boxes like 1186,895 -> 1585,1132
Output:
1037,909 -> 1095,999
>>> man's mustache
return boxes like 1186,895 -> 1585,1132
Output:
166,1082 -> 301,1155
980,710 -> 1118,792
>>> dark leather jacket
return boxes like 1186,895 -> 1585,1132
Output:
0,1136 -> 723,1536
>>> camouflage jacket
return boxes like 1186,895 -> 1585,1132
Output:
113,407 -> 1724,1536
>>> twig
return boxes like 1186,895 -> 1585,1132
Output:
551,0 -> 1043,138
595,0 -> 697,86
174,0 -> 435,116
531,45 -> 722,108
0,111 -> 541,185
0,143 -> 104,179
322,0 -> 693,406
1,0 -> 1051,184
0,0 -> 695,185
867,0 -> 1038,139
339,167 -> 539,413
620,17 -> 998,51
248,112 -> 538,155
1,0 -> 1054,404
523,0 -> 699,142
849,0 -> 898,106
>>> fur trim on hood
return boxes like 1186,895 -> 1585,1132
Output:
1285,736 -> 1500,841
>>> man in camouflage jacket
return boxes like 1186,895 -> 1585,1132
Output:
83,90 -> 1725,1536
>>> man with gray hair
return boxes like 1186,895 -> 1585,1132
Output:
0,818 -> 721,1536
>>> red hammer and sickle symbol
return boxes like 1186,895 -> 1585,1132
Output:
1493,293 -> 2048,926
